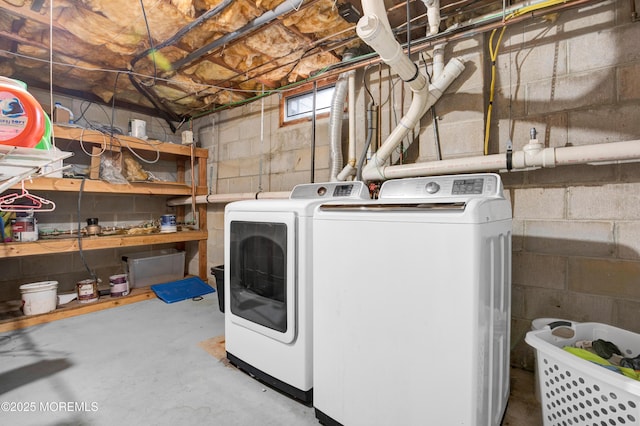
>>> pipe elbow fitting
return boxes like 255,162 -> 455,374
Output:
357,14 -> 422,85
337,164 -> 357,181
361,153 -> 386,182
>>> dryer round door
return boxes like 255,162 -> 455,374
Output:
225,210 -> 297,344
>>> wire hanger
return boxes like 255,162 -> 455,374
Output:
0,181 -> 56,212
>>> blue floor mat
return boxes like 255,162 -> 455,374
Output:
151,276 -> 215,304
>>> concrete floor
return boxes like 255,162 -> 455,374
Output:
0,295 -> 542,425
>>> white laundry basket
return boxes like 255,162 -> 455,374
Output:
531,318 -> 578,402
526,322 -> 640,426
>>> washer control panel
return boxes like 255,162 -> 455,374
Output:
290,181 -> 370,200
379,173 -> 502,199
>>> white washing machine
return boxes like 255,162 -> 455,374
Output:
312,173 -> 512,425
224,181 -> 369,403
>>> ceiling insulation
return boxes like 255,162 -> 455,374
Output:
0,0 -> 503,126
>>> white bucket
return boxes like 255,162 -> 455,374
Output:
20,280 -> 58,315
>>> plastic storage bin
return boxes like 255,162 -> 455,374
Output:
211,265 -> 224,313
526,322 -> 640,426
124,249 -> 185,288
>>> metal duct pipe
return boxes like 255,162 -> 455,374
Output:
329,51 -> 357,181
329,72 -> 348,181
337,65 -> 358,180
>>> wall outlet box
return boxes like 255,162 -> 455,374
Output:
182,130 -> 194,145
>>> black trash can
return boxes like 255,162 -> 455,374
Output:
211,265 -> 225,313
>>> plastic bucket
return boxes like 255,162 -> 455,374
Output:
20,280 -> 58,315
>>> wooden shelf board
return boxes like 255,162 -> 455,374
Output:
52,126 -> 208,159
15,176 -> 203,195
0,230 -> 208,258
0,287 -> 156,333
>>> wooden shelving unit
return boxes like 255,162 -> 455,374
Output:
0,125 -> 210,330
0,230 -> 208,258
0,288 -> 156,333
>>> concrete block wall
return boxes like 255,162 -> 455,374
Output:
196,0 -> 640,371
211,93 -> 334,194
494,0 -> 640,369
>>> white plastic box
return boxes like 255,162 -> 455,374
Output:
526,322 -> 640,426
124,249 -> 185,288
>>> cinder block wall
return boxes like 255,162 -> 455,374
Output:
197,0 -> 640,370
494,0 -> 640,369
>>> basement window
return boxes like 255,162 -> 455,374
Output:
280,82 -> 336,125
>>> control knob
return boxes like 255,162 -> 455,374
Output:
425,181 -> 440,194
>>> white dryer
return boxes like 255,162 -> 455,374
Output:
224,181 -> 369,403
312,173 -> 512,425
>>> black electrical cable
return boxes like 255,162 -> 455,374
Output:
406,0 -> 411,57
139,0 -> 157,86
77,178 -> 96,281
110,72 -> 121,142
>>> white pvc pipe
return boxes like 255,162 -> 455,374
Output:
556,140 -> 640,165
357,15 -> 426,90
166,140 -> 640,206
373,139 -> 640,180
422,0 -> 441,35
381,153 -> 507,179
433,43 -> 446,79
358,0 -> 465,182
167,191 -> 290,206
361,57 -> 465,181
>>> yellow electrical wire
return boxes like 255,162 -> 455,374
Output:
484,26 -> 506,156
507,0 -> 569,21
483,0 -> 571,155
